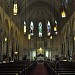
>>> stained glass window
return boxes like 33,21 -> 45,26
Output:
66,0 -> 68,4
47,21 -> 51,36
39,22 -> 42,37
54,20 -> 57,31
30,21 -> 34,35
54,20 -> 58,35
55,20 -> 57,25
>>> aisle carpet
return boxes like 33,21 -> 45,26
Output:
30,63 -> 48,75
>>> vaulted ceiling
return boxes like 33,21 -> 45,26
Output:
0,0 -> 75,34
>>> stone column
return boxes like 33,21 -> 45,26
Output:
8,38 -> 12,61
0,37 -> 2,62
13,38 -> 16,61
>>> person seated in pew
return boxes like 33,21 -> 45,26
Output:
55,58 -> 60,69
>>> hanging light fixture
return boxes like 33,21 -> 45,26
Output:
13,1 -> 18,15
61,2 -> 66,18
61,7 -> 66,18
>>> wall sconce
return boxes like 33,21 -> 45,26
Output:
5,37 -> 7,42
74,36 -> 75,40
28,34 -> 31,40
14,51 -> 18,55
55,31 -> 58,35
50,36 -> 52,40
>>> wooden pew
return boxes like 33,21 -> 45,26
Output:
0,73 -> 19,75
55,69 -> 75,75
55,71 -> 75,75
44,61 -> 75,75
0,61 -> 26,75
0,60 -> 37,75
0,67 -> 25,75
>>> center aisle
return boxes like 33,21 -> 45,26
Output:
30,62 -> 48,75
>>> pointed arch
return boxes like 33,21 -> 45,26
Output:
4,19 -> 9,35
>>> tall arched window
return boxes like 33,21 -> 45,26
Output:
24,21 -> 26,34
39,22 -> 42,37
30,21 -> 34,35
47,21 -> 51,36
54,20 -> 58,35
